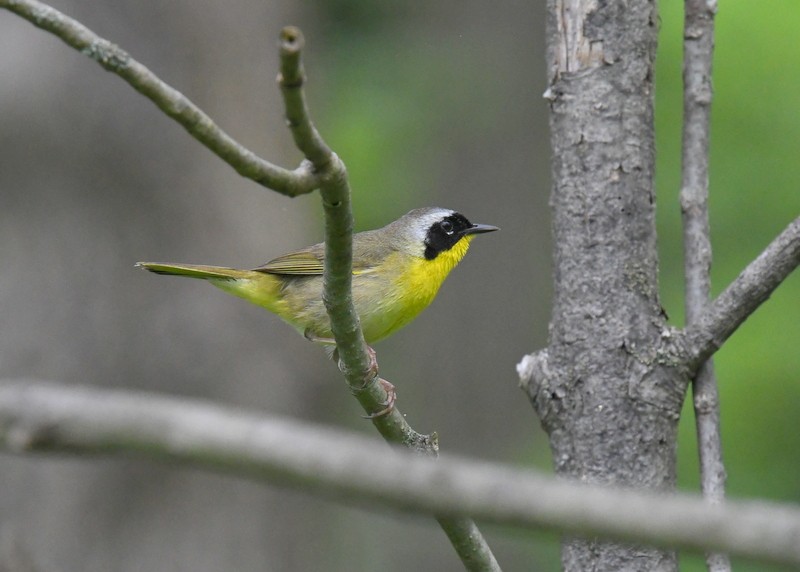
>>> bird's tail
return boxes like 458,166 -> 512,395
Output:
136,262 -> 253,281
136,261 -> 287,319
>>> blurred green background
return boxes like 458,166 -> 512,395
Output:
0,0 -> 797,570
656,2 -> 800,571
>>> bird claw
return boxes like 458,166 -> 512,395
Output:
362,378 -> 396,419
327,343 -> 393,419
365,344 -> 379,377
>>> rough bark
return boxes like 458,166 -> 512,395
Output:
529,1 -> 685,570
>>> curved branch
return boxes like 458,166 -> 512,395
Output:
681,215 -> 800,369
1,2 -> 499,565
0,0 -> 415,454
3,381 -> 800,567
274,29 -> 499,570
0,0 -> 318,196
274,26 -> 372,405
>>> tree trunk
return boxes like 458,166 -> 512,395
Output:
525,1 -> 688,570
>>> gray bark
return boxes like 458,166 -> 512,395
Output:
529,1 -> 685,570
680,0 -> 731,569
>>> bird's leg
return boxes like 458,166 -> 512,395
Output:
304,329 -> 336,345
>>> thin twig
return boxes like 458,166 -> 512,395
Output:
680,215 -> 800,369
274,27 -> 500,570
0,0 -> 317,196
1,1 -> 500,566
3,381 -> 800,567
277,27 -> 333,169
680,0 -> 730,569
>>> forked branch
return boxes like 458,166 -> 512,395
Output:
680,215 -> 800,368
0,0 -> 317,196
1,2 -> 500,569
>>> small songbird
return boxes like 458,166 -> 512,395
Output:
137,207 -> 498,345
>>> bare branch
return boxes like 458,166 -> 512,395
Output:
0,0 -> 420,458
0,0 -> 318,196
1,1 -> 499,563
680,0 -> 729,569
274,26 -> 370,385
681,215 -> 800,368
681,0 -> 716,325
3,381 -> 800,567
273,28 -> 499,570
277,27 -> 333,169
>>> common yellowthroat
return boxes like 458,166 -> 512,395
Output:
137,207 -> 498,345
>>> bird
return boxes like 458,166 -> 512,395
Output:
137,207 -> 498,346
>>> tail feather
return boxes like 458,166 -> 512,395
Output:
136,262 -> 251,281
137,260 -> 287,323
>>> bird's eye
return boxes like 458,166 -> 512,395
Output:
440,221 -> 454,234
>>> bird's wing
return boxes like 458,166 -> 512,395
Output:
254,247 -> 325,276
254,238 -> 388,277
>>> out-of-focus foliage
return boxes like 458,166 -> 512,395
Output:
655,3 -> 800,571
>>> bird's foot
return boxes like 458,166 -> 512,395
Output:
365,344 -> 379,377
322,340 -> 394,419
362,377 -> 396,420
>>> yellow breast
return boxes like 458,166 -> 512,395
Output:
356,236 -> 475,343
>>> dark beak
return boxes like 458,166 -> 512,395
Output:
463,223 -> 499,235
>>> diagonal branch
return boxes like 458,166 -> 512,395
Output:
2,2 -> 501,567
0,0 -> 317,196
680,1 -> 730,570
680,215 -> 800,369
274,28 -> 500,571
3,381 -> 800,567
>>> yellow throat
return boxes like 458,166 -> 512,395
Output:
393,235 -> 475,317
